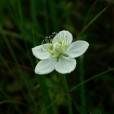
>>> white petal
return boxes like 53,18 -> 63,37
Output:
35,58 -> 57,75
32,44 -> 52,60
65,40 -> 89,58
55,56 -> 76,74
52,30 -> 73,45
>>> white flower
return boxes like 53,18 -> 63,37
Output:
32,30 -> 89,75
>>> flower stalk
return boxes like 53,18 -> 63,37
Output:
79,56 -> 86,114
62,75 -> 73,114
37,76 -> 54,114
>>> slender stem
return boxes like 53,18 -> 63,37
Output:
79,56 -> 86,114
37,76 -> 54,114
62,75 -> 73,114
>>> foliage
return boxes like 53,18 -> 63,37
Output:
0,0 -> 114,114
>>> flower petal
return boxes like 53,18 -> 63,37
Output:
52,30 -> 73,45
32,44 -> 52,60
35,58 -> 57,75
65,40 -> 89,58
55,56 -> 76,74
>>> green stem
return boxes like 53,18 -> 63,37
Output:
38,76 -> 54,114
62,75 -> 73,114
79,56 -> 86,114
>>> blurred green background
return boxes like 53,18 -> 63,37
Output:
0,0 -> 114,114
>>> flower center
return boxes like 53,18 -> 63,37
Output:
49,40 -> 68,57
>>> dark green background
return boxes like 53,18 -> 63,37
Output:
0,0 -> 114,114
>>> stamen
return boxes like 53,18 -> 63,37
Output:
41,40 -> 45,44
41,32 -> 57,44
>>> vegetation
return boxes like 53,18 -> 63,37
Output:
0,0 -> 114,114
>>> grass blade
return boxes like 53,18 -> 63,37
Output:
77,7 -> 108,39
70,68 -> 114,92
0,100 -> 26,107
42,68 -> 114,111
